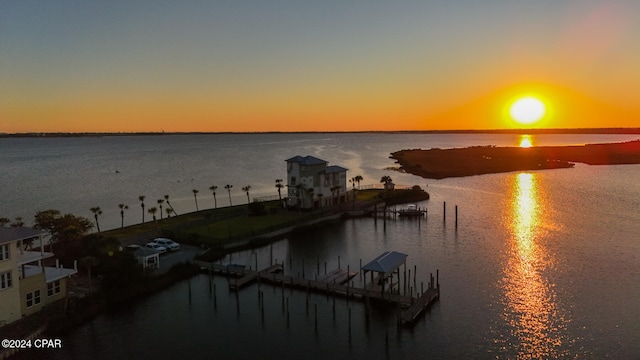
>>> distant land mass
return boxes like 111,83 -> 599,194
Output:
1,128 -> 640,137
390,140 -> 640,179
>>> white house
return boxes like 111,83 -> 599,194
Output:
0,227 -> 77,327
285,155 -> 350,209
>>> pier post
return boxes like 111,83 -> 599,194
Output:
314,304 -> 318,334
348,308 -> 352,342
443,201 -> 446,222
455,205 -> 458,228
333,291 -> 336,320
213,283 -> 217,310
403,263 -> 407,296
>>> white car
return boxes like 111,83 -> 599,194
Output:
145,242 -> 167,254
153,238 -> 180,252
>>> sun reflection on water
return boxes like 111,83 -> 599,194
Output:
499,173 -> 566,359
519,134 -> 533,148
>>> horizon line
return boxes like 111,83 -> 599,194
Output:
2,127 -> 640,137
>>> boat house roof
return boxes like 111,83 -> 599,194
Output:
361,251 -> 408,275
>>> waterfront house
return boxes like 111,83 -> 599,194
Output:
0,227 -> 77,327
285,155 -> 350,209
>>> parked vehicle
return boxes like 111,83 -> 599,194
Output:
153,238 -> 180,252
145,242 -> 167,254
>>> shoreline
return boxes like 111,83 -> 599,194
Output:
2,127 -> 640,138
390,140 -> 640,179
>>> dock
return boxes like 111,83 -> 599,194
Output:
398,287 -> 440,324
201,259 -> 440,326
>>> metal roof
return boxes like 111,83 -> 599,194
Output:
325,165 -> 348,173
285,155 -> 328,165
0,227 -> 47,245
361,251 -> 408,275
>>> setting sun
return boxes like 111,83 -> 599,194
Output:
510,97 -> 546,125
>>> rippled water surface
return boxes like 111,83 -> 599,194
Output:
2,133 -> 639,359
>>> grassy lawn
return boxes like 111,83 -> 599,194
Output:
101,195 -> 386,248
180,210 -> 307,246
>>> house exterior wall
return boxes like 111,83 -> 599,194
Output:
45,278 -> 67,304
19,272 -> 46,317
0,241 -> 21,326
0,230 -> 76,328
286,156 -> 349,208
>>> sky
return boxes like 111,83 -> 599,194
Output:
1,1 -> 639,133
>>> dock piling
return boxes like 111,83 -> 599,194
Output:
443,201 -> 446,222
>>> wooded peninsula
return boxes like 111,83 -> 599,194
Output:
390,140 -> 640,179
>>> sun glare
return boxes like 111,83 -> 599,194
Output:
510,97 -> 546,125
519,135 -> 533,148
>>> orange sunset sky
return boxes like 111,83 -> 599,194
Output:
1,1 -> 639,133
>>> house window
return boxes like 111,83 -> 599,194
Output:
47,280 -> 61,297
0,271 -> 12,290
26,290 -> 41,308
0,244 -> 9,261
291,177 -> 297,185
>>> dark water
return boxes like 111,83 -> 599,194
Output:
2,133 -> 639,359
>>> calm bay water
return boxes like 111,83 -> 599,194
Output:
2,133 -> 640,359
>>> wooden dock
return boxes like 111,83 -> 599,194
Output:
398,287 -> 440,324
202,262 -> 440,325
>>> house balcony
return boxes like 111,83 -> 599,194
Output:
17,250 -> 54,266
18,260 -> 78,282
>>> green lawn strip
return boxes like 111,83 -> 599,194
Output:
180,211 -> 304,244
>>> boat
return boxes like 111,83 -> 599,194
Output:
396,204 -> 426,217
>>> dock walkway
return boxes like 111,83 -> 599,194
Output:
201,262 -> 440,325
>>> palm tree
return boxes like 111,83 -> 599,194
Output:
209,185 -> 218,209
148,207 -> 160,232
350,177 -> 356,189
166,208 -> 174,218
118,204 -> 128,229
90,207 -> 102,232
80,256 -> 100,288
148,207 -> 158,221
354,175 -> 363,189
295,183 -> 304,209
192,189 -> 199,211
225,184 -> 233,206
139,195 -> 146,223
380,176 -> 393,190
157,199 -> 165,219
306,188 -> 315,209
164,195 -> 177,216
275,179 -> 284,201
330,185 -> 341,205
0,217 -> 10,227
242,185 -> 251,204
